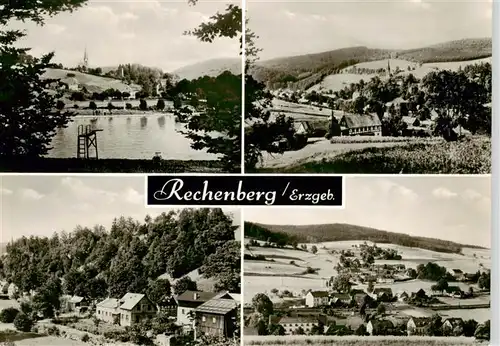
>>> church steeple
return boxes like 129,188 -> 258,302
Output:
83,46 -> 88,69
387,60 -> 391,76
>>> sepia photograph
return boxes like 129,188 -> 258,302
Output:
244,0 -> 492,174
242,176 -> 491,345
0,0 -> 242,173
0,176 -> 241,345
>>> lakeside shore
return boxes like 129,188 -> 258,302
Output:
0,157 -> 227,173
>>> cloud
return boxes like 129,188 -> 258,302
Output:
432,187 -> 458,199
377,179 -> 419,201
20,188 -> 44,200
123,187 -> 144,205
0,187 -> 13,196
463,189 -> 483,200
60,177 -> 117,204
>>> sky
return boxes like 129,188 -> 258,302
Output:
244,176 -> 491,248
8,0 -> 240,72
247,0 -> 493,60
0,176 -> 241,242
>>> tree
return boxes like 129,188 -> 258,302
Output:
139,99 -> 148,111
33,277 -> 62,319
173,277 -> 197,295
201,240 -> 240,293
474,320 -> 490,340
311,245 -> 318,254
376,303 -> 386,315
1,0 -> 88,157
156,98 -> 166,110
478,272 -> 490,290
177,4 -> 241,173
13,313 -> 34,332
367,280 -> 375,293
0,307 -> 20,323
331,274 -> 351,293
56,100 -> 65,110
89,101 -> 97,111
251,293 -> 273,318
147,279 -> 171,306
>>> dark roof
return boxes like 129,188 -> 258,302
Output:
443,318 -> 464,327
373,288 -> 393,295
309,291 -> 329,298
452,269 -> 463,274
331,293 -> 350,300
409,317 -> 432,327
369,319 -> 394,329
195,299 -> 237,315
350,289 -> 365,296
176,291 -> 217,304
341,113 -> 382,128
279,316 -> 318,324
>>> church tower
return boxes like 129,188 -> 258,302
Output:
83,47 -> 89,69
387,60 -> 391,76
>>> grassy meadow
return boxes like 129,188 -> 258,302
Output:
261,136 -> 490,174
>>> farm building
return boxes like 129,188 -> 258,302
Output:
352,293 -> 372,307
61,77 -> 80,91
0,281 -> 9,295
96,293 -> 157,326
67,295 -> 89,312
407,317 -> 432,336
367,319 -> 394,336
442,318 -> 464,336
339,113 -> 382,136
175,290 -> 218,327
194,298 -> 239,339
451,269 -> 465,281
278,316 -> 319,335
305,291 -> 329,307
397,291 -> 409,302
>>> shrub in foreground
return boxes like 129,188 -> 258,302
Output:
13,313 -> 34,332
0,307 -> 20,323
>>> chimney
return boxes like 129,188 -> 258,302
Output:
193,292 -> 199,300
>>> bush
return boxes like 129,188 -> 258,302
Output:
13,313 -> 34,332
0,307 -> 20,323
81,333 -> 90,342
47,326 -> 60,336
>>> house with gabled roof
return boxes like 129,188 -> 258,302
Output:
119,293 -> 157,327
278,316 -> 319,335
96,293 -> 157,326
175,290 -> 218,327
339,113 -> 382,136
67,295 -> 89,312
194,297 -> 239,339
407,317 -> 432,336
442,317 -> 464,336
372,287 -> 393,301
305,290 -> 329,307
367,319 -> 394,335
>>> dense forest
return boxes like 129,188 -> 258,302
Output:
244,221 -> 485,254
252,38 -> 492,86
0,209 -> 240,303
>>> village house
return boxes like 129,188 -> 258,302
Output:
96,293 -> 157,326
0,281 -> 9,295
96,298 -> 121,324
194,298 -> 239,339
278,316 -> 319,335
339,113 -> 382,136
61,77 -> 80,91
407,317 -> 431,336
451,269 -> 465,281
366,319 -> 394,336
397,291 -> 409,302
119,293 -> 157,327
372,288 -> 393,302
175,290 -> 217,327
158,296 -> 177,316
67,295 -> 89,313
305,291 -> 329,307
330,293 -> 351,306
445,286 -> 463,298
442,318 -> 464,336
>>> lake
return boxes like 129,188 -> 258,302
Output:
47,113 -> 218,160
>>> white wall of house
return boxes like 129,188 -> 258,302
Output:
96,307 -> 117,324
177,306 -> 196,326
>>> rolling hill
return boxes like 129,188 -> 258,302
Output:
244,222 -> 486,254
42,68 -> 141,94
172,57 -> 241,80
251,37 -> 492,86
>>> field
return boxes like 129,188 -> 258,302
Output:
259,136 -> 491,174
244,335 -> 486,346
307,73 -> 373,93
244,239 -> 490,308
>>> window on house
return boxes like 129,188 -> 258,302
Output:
182,309 -> 185,314
212,317 -> 216,324
202,316 -> 206,322
137,305 -> 141,311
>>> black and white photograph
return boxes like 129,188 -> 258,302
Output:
0,0 -> 242,173
242,176 -> 491,345
0,176 -> 241,345
244,0 -> 492,174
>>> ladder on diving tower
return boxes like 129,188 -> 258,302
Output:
77,124 -> 103,159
